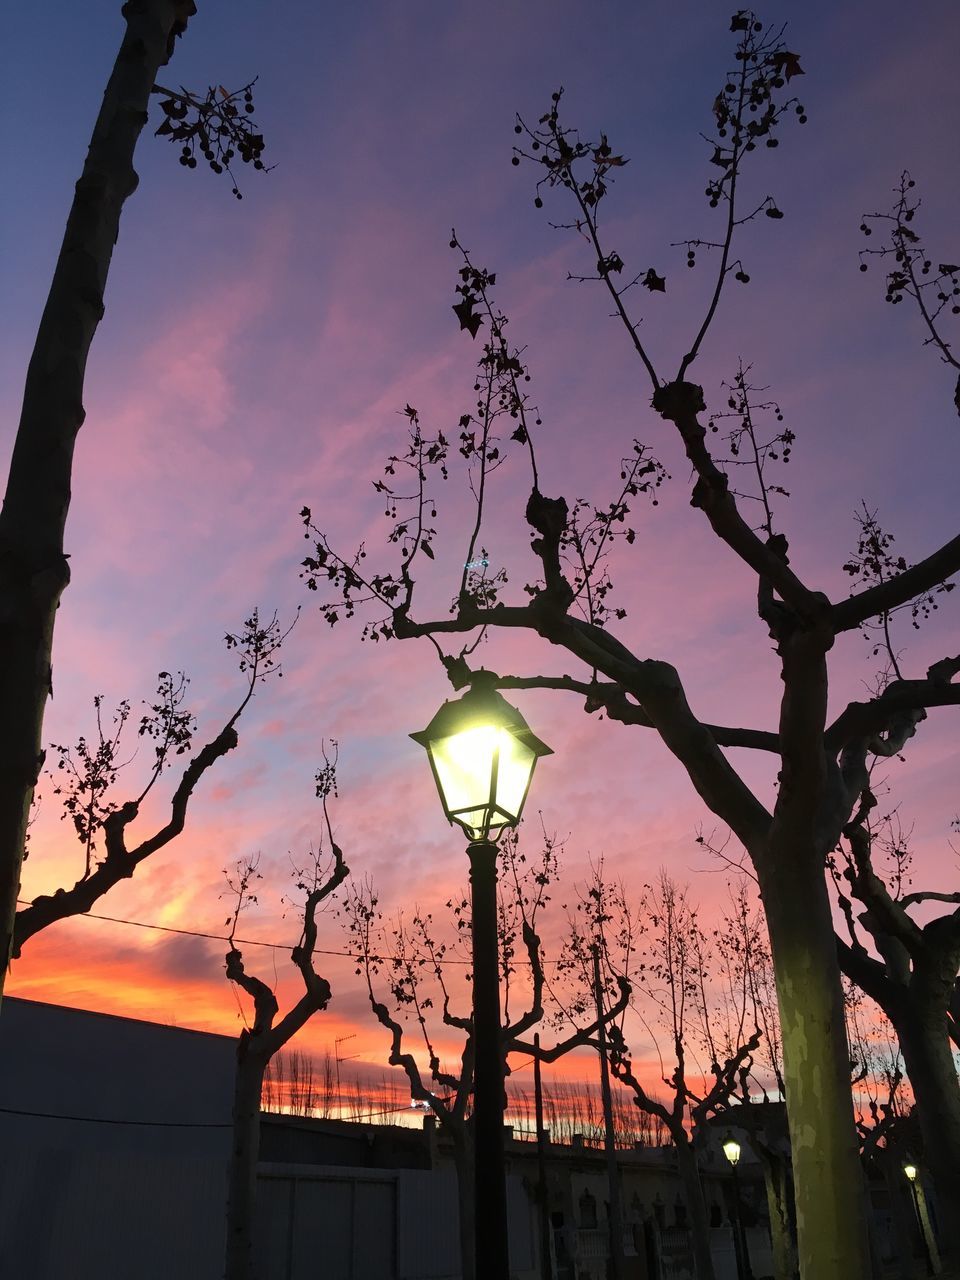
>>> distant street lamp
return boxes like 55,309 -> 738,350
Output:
722,1132 -> 753,1280
722,1135 -> 742,1168
411,673 -> 552,1280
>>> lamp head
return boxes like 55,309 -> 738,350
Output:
722,1134 -> 741,1167
411,674 -> 552,843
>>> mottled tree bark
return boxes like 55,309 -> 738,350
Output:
0,0 -> 196,996
758,847 -> 872,1280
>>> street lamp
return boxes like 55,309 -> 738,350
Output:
411,673 -> 552,1280
722,1132 -> 753,1280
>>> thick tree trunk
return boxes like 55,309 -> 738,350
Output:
897,1005 -> 960,1272
224,1043 -> 268,1280
0,0 -> 195,996
452,1129 -> 476,1280
759,850 -> 872,1280
756,1142 -> 798,1280
674,1132 -> 717,1280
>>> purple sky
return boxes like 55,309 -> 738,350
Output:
3,1 -> 958,1090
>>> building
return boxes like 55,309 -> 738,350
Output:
1,997 -> 783,1279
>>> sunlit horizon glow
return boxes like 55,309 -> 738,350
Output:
3,0 -> 959,1109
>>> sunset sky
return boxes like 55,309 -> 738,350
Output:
3,1 -> 958,1109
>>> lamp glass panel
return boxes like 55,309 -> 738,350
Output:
492,732 -> 536,825
431,725 -> 498,835
430,725 -> 538,839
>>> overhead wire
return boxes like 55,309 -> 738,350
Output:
0,1100 -> 428,1128
0,1104 -> 231,1128
14,898 -> 568,968
16,897 -> 464,963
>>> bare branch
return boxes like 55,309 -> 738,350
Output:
225,946 -> 279,1038
510,974 -> 631,1061
833,537 -> 960,635
491,671 -> 780,752
901,890 -> 960,909
14,721 -> 238,955
825,655 -> 960,754
15,611 -> 293,956
653,381 -> 820,618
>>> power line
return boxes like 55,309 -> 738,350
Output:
314,1101 -> 425,1123
16,897 -> 363,958
0,1100 -> 421,1127
15,898 -> 566,968
0,1104 -> 230,1128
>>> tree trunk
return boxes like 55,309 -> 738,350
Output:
224,1042 -> 268,1280
897,1005 -> 960,1272
861,1167 -> 887,1280
452,1129 -> 476,1280
0,0 -> 194,996
755,1142 -> 798,1280
674,1132 -> 717,1280
758,849 -> 872,1280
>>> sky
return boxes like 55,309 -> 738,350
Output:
2,0 -> 959,1113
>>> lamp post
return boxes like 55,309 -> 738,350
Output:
722,1133 -> 753,1280
411,673 -> 552,1280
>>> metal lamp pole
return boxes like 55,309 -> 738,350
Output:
904,1163 -> 940,1275
468,838 -> 510,1280
730,1159 -> 753,1280
723,1135 -> 753,1280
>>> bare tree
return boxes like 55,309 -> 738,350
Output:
833,801 -> 960,1269
564,868 -> 759,1280
288,1049 -> 316,1117
522,1075 -> 670,1146
821,466 -> 960,1267
508,1075 -> 666,1148
222,744 -> 348,1280
299,13 -> 960,1275
343,829 -> 629,1280
263,1048 -> 340,1118
0,0 -> 269,995
13,610 -> 289,960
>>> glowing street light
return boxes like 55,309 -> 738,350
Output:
903,1163 -> 918,1182
412,673 -> 552,1280
722,1135 -> 742,1168
410,674 -> 552,843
